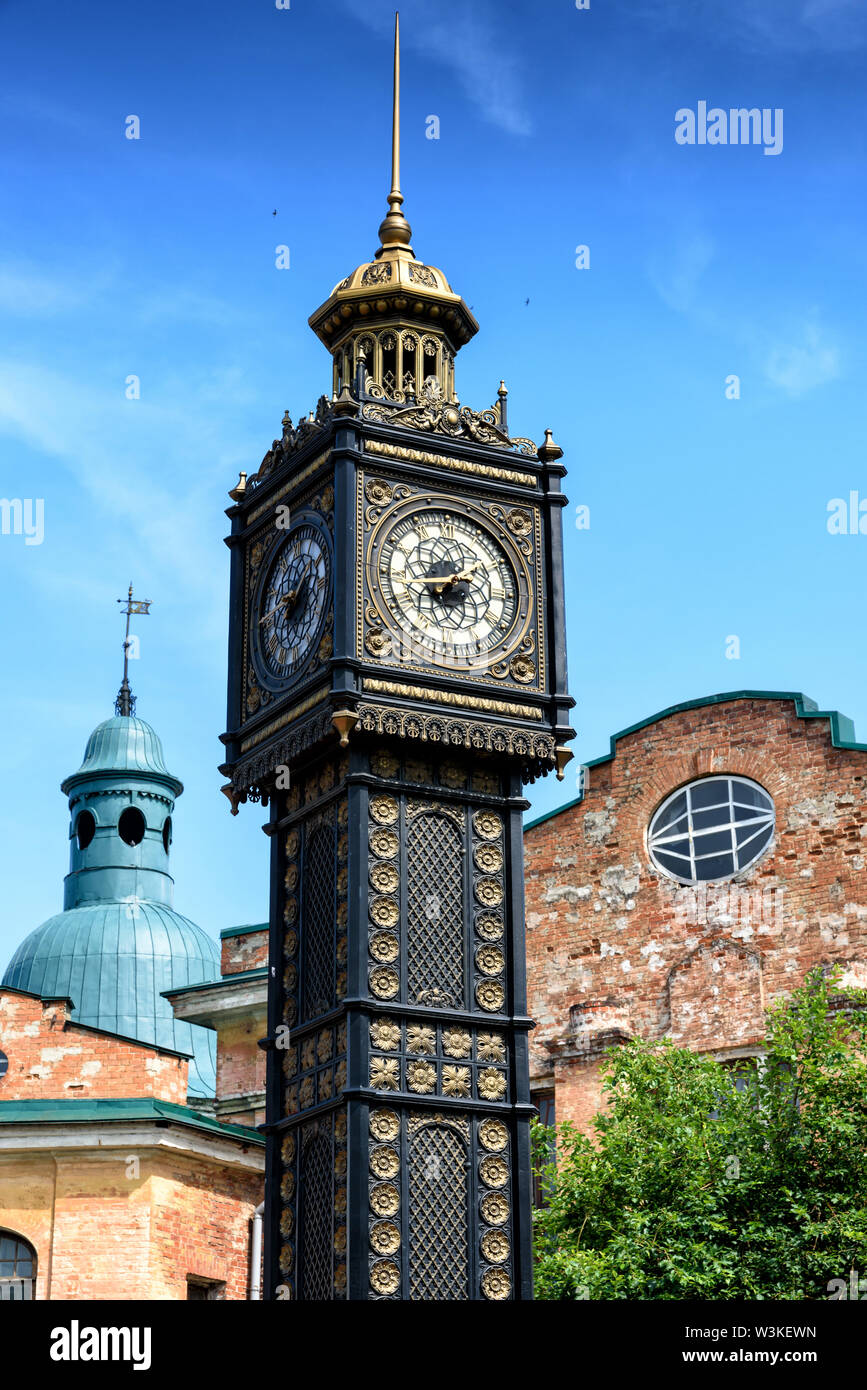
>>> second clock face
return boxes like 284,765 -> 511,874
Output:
370,501 -> 529,670
255,519 -> 330,683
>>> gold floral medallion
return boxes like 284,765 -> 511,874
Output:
480,1229 -> 510,1264
442,1065 -> 471,1097
473,810 -> 502,841
369,861 -> 400,894
369,1108 -> 401,1141
369,931 -> 400,963
406,1059 -> 436,1094
481,1267 -> 511,1300
370,1221 -> 401,1256
475,913 -> 504,942
474,877 -> 504,908
369,1057 -> 400,1090
477,1068 -> 507,1102
476,980 -> 505,1013
405,1023 -> 436,1054
370,1018 -> 401,1050
473,843 -> 504,874
369,895 -> 400,929
477,1032 -> 505,1062
369,1144 -> 401,1180
369,966 -> 400,999
480,1155 -> 509,1189
442,1027 -> 472,1058
480,1191 -> 510,1226
370,795 -> 399,825
478,1118 -> 509,1152
476,945 -> 506,977
369,828 -> 399,858
370,1259 -> 401,1295
369,1182 -> 400,1217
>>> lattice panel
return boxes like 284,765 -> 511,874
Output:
299,1118 -> 334,1300
303,821 -> 336,1022
406,813 -> 464,1008
408,1120 -> 470,1300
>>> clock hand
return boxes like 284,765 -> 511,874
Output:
258,594 -> 291,625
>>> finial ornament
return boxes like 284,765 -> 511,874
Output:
115,582 -> 152,716
376,12 -> 413,257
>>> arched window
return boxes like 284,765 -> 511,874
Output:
76,810 -> 96,850
648,775 -> 775,884
0,1232 -> 36,1301
162,816 -> 172,854
118,807 -> 146,847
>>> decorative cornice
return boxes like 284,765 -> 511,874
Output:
361,678 -> 542,721
364,438 -> 536,488
240,686 -> 330,753
355,701 -> 556,770
246,447 -> 333,524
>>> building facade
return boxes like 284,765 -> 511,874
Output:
523,691 -> 867,1132
0,707 -> 266,1301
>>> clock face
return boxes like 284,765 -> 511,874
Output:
255,519 -> 330,683
369,500 -> 530,672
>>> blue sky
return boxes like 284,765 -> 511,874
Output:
1,0 -> 865,964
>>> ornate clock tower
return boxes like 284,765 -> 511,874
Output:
221,15 -> 573,1301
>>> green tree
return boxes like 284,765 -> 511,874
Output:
532,968 -> 867,1299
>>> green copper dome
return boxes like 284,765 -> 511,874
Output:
2,709 -> 218,1098
62,715 -> 182,794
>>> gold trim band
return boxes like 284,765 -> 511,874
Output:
364,439 -> 536,489
362,678 -> 542,721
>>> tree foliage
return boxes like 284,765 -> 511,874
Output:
532,968 -> 867,1299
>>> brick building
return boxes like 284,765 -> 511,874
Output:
523,691 -> 867,1133
0,704 -> 266,1300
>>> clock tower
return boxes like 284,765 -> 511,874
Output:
221,14 -> 573,1301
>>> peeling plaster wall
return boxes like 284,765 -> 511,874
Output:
523,698 -> 867,1130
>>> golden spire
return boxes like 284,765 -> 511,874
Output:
376,11 -> 413,257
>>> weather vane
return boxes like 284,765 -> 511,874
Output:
115,582 -> 152,716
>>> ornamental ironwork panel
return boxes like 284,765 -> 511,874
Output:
408,1119 -> 470,1300
299,1118 -> 334,1300
302,821 -> 336,1022
406,812 -> 464,1008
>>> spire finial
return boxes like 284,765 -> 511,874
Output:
115,582 -> 152,716
376,12 -> 413,257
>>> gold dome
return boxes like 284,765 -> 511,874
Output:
308,13 -> 477,402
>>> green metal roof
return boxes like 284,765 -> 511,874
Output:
524,690 -> 866,832
219,923 -> 268,940
0,1097 -> 264,1145
163,967 -> 268,999
3,902 -> 219,1097
61,715 -> 182,794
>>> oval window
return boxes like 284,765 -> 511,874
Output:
118,807 -> 146,847
0,1051 -> 8,1079
648,775 -> 774,884
162,816 -> 172,854
76,811 -> 96,850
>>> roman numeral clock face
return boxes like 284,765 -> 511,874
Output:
254,519 -> 330,685
367,496 -> 533,674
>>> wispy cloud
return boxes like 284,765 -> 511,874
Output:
340,0 -> 532,137
0,360 -> 251,663
648,233 -> 716,314
631,0 -> 867,52
764,320 -> 840,395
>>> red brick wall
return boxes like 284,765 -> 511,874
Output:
0,1146 -> 263,1300
524,697 -> 867,1130
0,990 -> 188,1104
220,929 -> 268,977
